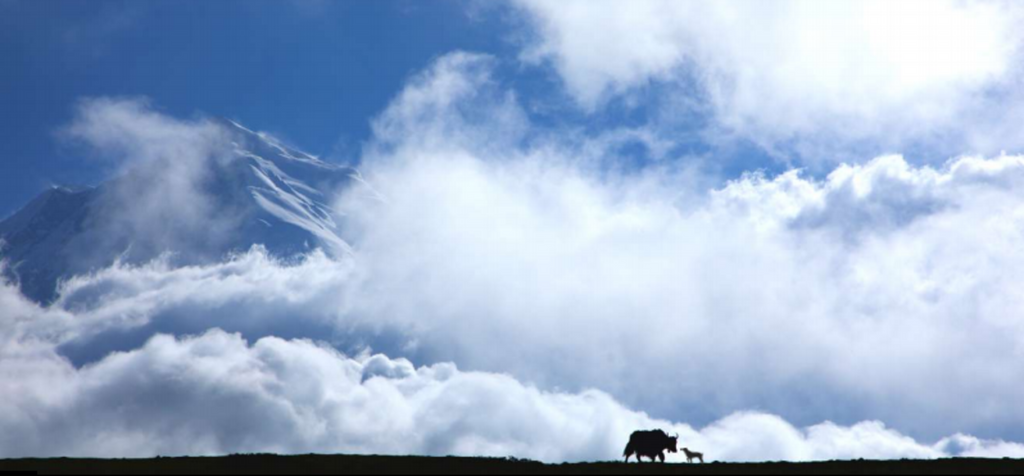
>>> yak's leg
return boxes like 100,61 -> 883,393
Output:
658,452 -> 665,463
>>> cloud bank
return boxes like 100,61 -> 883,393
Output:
512,0 -> 1024,160
3,292 -> 1023,461
5,51 -> 1024,461
337,54 -> 1024,443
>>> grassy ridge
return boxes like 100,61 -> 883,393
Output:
2,454 -> 1023,475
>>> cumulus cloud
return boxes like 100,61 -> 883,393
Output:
330,54 -> 1024,444
3,308 -> 1022,461
0,321 -> 653,460
511,0 -> 1024,160
6,52 -> 1024,461
339,148 -> 1024,441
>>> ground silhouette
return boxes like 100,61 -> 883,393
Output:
3,455 -> 1024,475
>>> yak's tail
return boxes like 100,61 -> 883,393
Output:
623,441 -> 634,459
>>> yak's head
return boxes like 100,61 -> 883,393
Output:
667,434 -> 679,453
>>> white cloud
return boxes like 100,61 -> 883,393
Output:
339,140 -> 1024,442
937,434 -> 1024,459
50,247 -> 353,349
7,53 -> 1024,461
368,51 -> 529,157
62,97 -> 241,265
511,0 -> 1024,160
2,320 -> 1022,462
337,53 -> 1024,442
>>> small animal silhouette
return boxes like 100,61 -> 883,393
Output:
682,447 -> 704,463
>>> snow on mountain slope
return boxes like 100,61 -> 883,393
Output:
0,185 -> 97,304
0,121 -> 359,304
223,120 -> 356,257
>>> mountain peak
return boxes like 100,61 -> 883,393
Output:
0,126 -> 358,303
221,119 -> 341,170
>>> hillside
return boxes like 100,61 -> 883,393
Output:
2,455 -> 1023,475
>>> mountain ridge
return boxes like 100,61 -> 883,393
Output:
0,121 -> 359,304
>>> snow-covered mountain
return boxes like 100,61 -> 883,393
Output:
0,121 -> 360,304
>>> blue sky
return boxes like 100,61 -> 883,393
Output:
7,0 -> 1024,222
0,0 -> 786,219
1,0 -> 508,217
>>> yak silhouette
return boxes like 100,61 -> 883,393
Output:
623,429 -> 678,463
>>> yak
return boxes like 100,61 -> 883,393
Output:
623,429 -> 679,463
